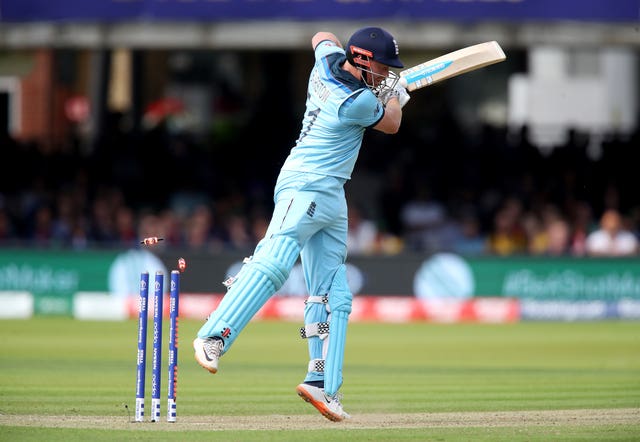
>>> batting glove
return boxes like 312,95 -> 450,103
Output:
379,83 -> 410,109
394,84 -> 411,108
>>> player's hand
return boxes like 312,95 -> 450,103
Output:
394,84 -> 410,108
383,84 -> 410,108
378,81 -> 410,108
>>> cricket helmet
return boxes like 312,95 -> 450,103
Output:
346,27 -> 404,69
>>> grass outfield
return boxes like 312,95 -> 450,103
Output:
1,318 -> 639,440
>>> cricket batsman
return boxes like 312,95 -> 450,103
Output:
194,26 -> 409,421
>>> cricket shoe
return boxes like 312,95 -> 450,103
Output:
193,337 -> 224,374
296,383 -> 351,422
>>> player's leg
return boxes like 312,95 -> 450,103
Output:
298,180 -> 348,387
296,182 -> 352,421
194,173 -> 324,373
298,230 -> 335,387
196,233 -> 300,339
296,262 -> 352,422
194,187 -> 302,372
323,264 -> 352,397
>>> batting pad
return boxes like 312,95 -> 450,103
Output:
323,310 -> 348,396
302,299 -> 329,384
197,235 -> 300,352
323,265 -> 352,396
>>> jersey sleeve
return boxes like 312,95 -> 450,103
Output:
315,40 -> 342,61
338,90 -> 385,128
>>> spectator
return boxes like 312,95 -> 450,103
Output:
400,185 -> 448,252
522,204 -> 570,256
378,165 -> 409,237
250,210 -> 270,247
0,207 -> 14,243
71,217 -> 89,250
225,213 -> 253,251
487,198 -> 527,256
89,195 -> 117,243
347,203 -> 379,255
160,209 -> 185,248
545,218 -> 572,256
450,211 -> 487,256
3,111 -> 640,254
51,192 -> 76,245
185,206 -> 212,250
114,206 -> 138,247
585,209 -> 638,257
521,211 -> 547,255
567,200 -> 595,256
184,204 -> 225,251
32,205 -> 53,246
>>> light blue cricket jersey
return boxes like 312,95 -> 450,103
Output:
280,40 -> 385,180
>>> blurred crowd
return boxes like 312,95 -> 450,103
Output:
2,115 -> 639,257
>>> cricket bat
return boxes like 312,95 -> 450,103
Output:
398,41 -> 506,91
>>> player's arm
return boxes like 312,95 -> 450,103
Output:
312,32 -> 343,50
340,87 -> 402,135
373,98 -> 402,134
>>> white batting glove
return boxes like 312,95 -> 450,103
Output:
395,84 -> 410,108
379,83 -> 410,108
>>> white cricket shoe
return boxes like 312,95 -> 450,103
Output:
193,337 -> 224,374
296,383 -> 351,422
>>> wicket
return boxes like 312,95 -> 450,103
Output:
135,269 -> 180,423
167,270 -> 180,422
135,272 -> 149,422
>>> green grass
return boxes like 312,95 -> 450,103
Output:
3,425 -> 640,442
1,318 -> 639,440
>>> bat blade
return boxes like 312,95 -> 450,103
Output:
399,41 -> 506,91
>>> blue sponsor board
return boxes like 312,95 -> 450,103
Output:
1,0 -> 638,23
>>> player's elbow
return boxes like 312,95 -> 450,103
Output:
375,122 -> 401,135
389,121 -> 401,134
374,110 -> 402,134
383,124 -> 401,135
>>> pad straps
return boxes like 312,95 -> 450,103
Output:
305,294 -> 330,312
300,294 -> 331,339
308,358 -> 325,373
300,322 -> 330,339
222,256 -> 253,289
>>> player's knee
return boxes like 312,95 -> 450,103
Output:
328,264 -> 352,314
251,235 -> 300,290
